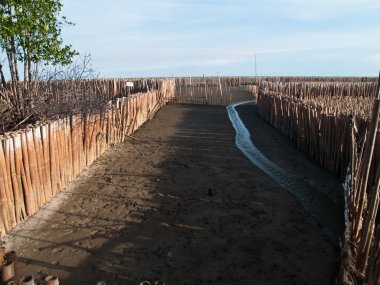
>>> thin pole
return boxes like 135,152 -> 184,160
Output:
255,53 -> 258,85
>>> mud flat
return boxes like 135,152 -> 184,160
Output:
5,104 -> 338,284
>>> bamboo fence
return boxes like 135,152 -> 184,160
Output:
174,76 -> 377,86
1,78 -> 166,101
255,78 -> 380,284
172,77 -> 256,106
339,78 -> 380,285
256,82 -> 379,178
172,85 -> 232,106
1,75 -> 378,283
0,78 -> 173,134
257,76 -> 376,83
0,79 -> 175,238
261,81 -> 378,100
171,76 -> 376,106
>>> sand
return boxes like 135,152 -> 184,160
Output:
4,103 -> 340,285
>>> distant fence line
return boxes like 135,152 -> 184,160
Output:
172,77 -> 257,106
175,77 -> 252,87
173,76 -> 377,87
171,76 -> 377,106
171,86 -> 234,106
1,78 -> 166,99
261,81 -> 378,99
0,79 -> 175,237
256,76 -> 377,83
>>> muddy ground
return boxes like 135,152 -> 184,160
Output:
4,102 -> 341,284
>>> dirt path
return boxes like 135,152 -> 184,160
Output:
5,104 -> 338,285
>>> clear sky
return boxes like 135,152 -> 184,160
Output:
5,0 -> 380,78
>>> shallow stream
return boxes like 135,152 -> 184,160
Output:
227,101 -> 344,244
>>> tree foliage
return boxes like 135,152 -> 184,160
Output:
0,0 -> 77,84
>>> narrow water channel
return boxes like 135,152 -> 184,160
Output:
227,101 -> 344,245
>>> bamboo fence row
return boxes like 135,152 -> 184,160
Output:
171,86 -> 233,106
258,92 -> 355,178
261,81 -> 378,100
0,79 -> 175,238
256,83 -> 379,178
173,76 -> 377,87
0,78 -> 175,134
175,77 -> 248,87
339,79 -> 380,285
1,78 -> 166,101
255,78 -> 380,284
172,79 -> 256,106
257,76 -> 377,83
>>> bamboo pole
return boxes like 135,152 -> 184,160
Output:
353,99 -> 380,240
8,136 -> 22,223
368,227 -> 380,284
48,122 -> 57,197
0,141 -> 12,233
356,156 -> 380,274
13,134 -> 26,219
3,138 -> 16,227
41,125 -> 52,199
20,132 -> 34,215
33,127 -> 46,206
38,125 -> 49,201
26,130 -> 41,210
55,120 -> 65,189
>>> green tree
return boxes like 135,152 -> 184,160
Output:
0,0 -> 77,86
0,0 -> 19,83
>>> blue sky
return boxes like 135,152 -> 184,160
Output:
2,0 -> 380,78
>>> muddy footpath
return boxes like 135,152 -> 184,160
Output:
4,103 -> 342,284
